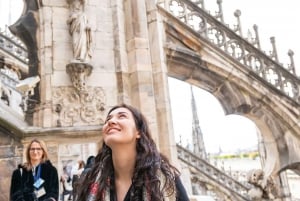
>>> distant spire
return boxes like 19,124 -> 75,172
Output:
270,36 -> 279,62
233,10 -> 242,36
190,86 -> 207,160
215,0 -> 224,22
252,24 -> 261,49
288,50 -> 296,75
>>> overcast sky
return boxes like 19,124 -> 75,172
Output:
0,0 -> 23,29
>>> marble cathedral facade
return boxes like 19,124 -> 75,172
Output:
1,0 -> 300,200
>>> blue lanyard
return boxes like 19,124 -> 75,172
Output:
33,165 -> 41,182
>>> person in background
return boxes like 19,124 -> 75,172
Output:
76,103 -> 189,201
72,160 -> 85,201
60,166 -> 73,201
10,138 -> 59,201
81,155 -> 95,177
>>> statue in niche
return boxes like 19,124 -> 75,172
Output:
67,0 -> 92,62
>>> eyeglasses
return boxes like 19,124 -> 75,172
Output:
30,148 -> 42,152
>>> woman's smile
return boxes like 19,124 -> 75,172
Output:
106,127 -> 121,134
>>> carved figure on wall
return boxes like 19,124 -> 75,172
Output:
67,0 -> 92,62
247,169 -> 278,201
66,62 -> 92,92
52,86 -> 106,126
0,82 -> 11,106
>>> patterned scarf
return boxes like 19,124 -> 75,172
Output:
86,170 -> 176,201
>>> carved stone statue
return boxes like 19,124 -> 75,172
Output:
247,169 -> 278,201
66,62 -> 92,92
0,82 -> 10,106
67,0 -> 92,61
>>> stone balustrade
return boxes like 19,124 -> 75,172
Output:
159,0 -> 300,104
177,144 -> 251,200
0,29 -> 28,64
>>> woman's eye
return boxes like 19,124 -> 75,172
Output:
104,117 -> 111,123
119,114 -> 126,118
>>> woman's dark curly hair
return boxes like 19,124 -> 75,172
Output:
76,104 -> 179,201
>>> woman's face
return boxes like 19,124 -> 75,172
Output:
29,142 -> 43,164
102,107 -> 140,148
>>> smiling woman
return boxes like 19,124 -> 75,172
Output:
76,104 -> 190,201
10,139 -> 59,201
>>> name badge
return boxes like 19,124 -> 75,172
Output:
34,178 -> 45,189
35,187 -> 46,198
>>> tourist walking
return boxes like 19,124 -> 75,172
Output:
60,166 -> 73,201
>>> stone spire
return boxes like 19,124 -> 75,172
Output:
191,86 -> 207,160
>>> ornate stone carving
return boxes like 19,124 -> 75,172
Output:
52,86 -> 105,126
0,80 -> 11,106
247,169 -> 279,200
66,62 -> 93,93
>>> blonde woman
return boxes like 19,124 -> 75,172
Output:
10,139 -> 59,201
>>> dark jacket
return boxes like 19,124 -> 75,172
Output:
110,176 -> 189,201
10,160 -> 59,201
175,177 -> 189,201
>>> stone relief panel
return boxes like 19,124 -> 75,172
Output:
52,86 -> 106,126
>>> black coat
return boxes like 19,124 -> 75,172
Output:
110,176 -> 189,201
10,160 -> 59,201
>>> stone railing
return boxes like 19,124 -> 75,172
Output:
0,29 -> 28,64
159,0 -> 300,104
177,144 -> 251,200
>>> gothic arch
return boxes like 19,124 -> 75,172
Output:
9,0 -> 39,78
7,0 -> 48,126
166,44 -> 300,178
